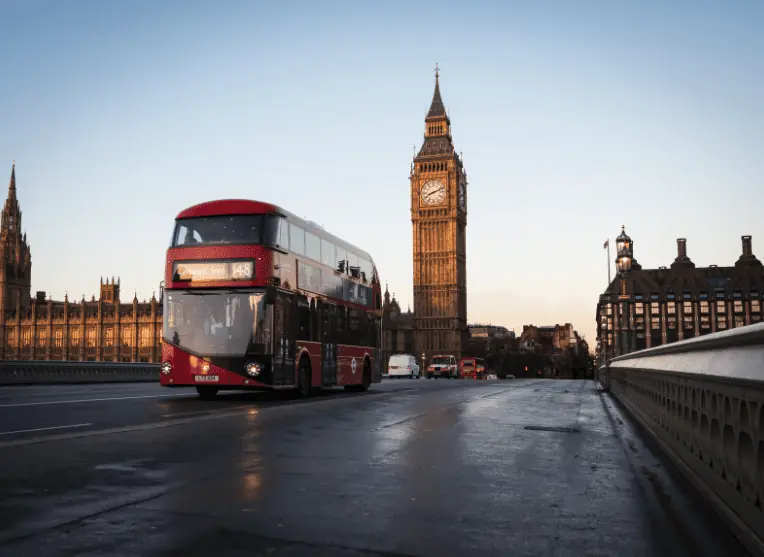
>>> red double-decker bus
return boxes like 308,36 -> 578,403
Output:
159,199 -> 383,399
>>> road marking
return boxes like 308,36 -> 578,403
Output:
0,392 -> 196,409
0,423 -> 92,436
0,388 -> 404,448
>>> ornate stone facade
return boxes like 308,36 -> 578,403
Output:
596,233 -> 764,361
0,164 -> 163,362
409,66 -> 468,361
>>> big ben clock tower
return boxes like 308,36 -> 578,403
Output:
410,65 -> 468,361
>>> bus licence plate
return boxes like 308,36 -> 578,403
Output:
195,375 -> 219,383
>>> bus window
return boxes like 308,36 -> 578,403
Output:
172,215 -> 263,247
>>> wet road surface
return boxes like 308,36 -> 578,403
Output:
0,379 -> 750,556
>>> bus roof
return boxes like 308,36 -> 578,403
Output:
175,199 -> 375,265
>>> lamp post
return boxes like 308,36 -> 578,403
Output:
615,226 -> 634,356
159,281 -> 165,302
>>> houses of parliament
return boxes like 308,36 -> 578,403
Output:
0,163 -> 163,362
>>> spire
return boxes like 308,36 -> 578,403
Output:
426,63 -> 447,119
8,161 -> 16,200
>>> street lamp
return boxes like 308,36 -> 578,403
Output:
159,280 -> 165,302
615,225 -> 634,356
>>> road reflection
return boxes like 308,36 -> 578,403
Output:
239,410 -> 263,501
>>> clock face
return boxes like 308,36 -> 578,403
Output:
458,182 -> 465,210
420,180 -> 446,206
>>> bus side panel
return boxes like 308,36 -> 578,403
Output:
337,345 -> 368,386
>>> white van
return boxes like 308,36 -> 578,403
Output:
387,354 -> 420,378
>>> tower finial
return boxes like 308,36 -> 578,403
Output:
8,161 -> 16,194
434,62 -> 439,80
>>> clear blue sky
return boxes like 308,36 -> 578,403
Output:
1,0 -> 762,343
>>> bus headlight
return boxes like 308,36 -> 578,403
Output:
161,361 -> 172,375
245,363 -> 261,377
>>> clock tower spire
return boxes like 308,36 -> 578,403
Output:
410,66 -> 468,363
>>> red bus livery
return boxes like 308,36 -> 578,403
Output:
160,199 -> 383,399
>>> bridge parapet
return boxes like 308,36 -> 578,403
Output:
0,360 -> 159,385
599,322 -> 764,555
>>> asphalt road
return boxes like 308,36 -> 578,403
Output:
0,378 -> 751,556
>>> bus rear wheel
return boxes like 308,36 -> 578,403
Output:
345,359 -> 371,392
297,357 -> 312,398
196,386 -> 218,400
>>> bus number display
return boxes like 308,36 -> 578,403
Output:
173,261 -> 254,282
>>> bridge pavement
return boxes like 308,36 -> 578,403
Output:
0,379 -> 750,556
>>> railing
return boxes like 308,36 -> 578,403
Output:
598,322 -> 764,556
0,360 -> 160,385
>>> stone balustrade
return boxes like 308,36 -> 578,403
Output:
0,360 -> 159,385
599,322 -> 764,555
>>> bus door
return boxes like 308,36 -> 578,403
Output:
320,302 -> 338,386
272,290 -> 296,386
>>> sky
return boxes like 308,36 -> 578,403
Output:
1,0 -> 762,344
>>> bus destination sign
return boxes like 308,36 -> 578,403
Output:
173,261 -> 255,282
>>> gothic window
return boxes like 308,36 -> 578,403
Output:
752,300 -> 761,313
54,328 -> 64,348
635,303 -> 644,315
139,326 -> 152,347
121,326 -> 134,347
104,327 -> 114,347
733,301 -> 743,313
667,302 -> 676,315
734,315 -> 745,328
87,328 -> 97,347
700,301 -> 709,314
716,301 -> 726,314
36,329 -> 47,348
650,302 -> 660,314
70,328 -> 81,346
683,302 -> 693,314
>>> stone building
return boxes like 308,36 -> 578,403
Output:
518,323 -> 586,356
409,65 -> 469,361
596,230 -> 763,361
0,163 -> 163,362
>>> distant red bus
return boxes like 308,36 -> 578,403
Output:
460,357 -> 486,379
159,199 -> 383,399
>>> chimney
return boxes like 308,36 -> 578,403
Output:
677,238 -> 687,259
742,235 -> 752,257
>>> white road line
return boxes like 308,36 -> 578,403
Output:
0,393 -> 196,409
0,423 -> 93,436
